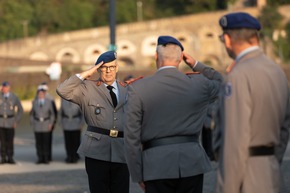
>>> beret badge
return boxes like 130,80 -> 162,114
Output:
220,16 -> 227,27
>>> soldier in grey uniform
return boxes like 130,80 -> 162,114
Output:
60,98 -> 84,163
37,82 -> 57,161
56,51 -> 129,193
214,12 -> 290,193
30,88 -> 55,164
124,36 -> 223,193
0,81 -> 23,164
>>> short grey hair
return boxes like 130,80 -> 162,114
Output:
156,44 -> 182,63
224,28 -> 259,43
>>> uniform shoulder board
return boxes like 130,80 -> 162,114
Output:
125,76 -> 144,85
186,72 -> 200,75
119,81 -> 127,87
95,80 -> 102,86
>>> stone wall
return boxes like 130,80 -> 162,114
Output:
0,6 -> 289,71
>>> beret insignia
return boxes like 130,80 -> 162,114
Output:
224,82 -> 232,98
220,16 -> 227,27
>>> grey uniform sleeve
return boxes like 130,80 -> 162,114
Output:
193,61 -> 224,82
56,75 -> 84,104
124,85 -> 143,183
193,61 -> 224,161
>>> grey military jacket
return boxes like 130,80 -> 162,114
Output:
60,98 -> 84,131
215,49 -> 290,193
30,98 -> 55,132
0,92 -> 23,128
56,75 -> 128,163
124,63 -> 223,182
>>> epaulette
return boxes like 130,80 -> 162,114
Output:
226,61 -> 236,74
186,72 -> 200,75
125,76 -> 144,85
96,80 -> 102,86
119,81 -> 127,87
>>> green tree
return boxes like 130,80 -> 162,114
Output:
0,0 -> 288,42
258,5 -> 283,38
154,0 -> 217,18
0,0 -> 33,41
29,0 -> 61,35
268,0 -> 290,6
116,0 -> 138,23
57,0 -> 95,32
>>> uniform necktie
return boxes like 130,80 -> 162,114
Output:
107,85 -> 117,108
39,99 -> 44,107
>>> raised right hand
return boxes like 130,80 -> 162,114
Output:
80,61 -> 104,79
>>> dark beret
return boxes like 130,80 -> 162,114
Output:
157,36 -> 184,51
95,51 -> 117,65
219,12 -> 261,31
2,81 -> 10,87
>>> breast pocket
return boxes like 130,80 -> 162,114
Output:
80,131 -> 103,154
88,100 -> 106,121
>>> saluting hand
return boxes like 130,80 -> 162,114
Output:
80,61 -> 104,79
183,52 -> 196,68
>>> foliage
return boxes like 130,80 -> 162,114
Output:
0,0 -> 228,42
0,0 -> 33,41
268,0 -> 290,6
14,84 -> 36,100
258,4 -> 290,63
258,5 -> 283,38
278,21 -> 290,62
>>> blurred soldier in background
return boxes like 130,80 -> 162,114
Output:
60,98 -> 84,163
37,82 -> 57,161
0,81 -> 23,164
30,87 -> 55,164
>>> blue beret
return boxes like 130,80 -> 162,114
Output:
219,12 -> 261,31
95,51 -> 117,65
2,81 -> 10,87
157,36 -> 184,51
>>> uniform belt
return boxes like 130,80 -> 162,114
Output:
34,117 -> 50,122
143,135 -> 198,151
62,114 -> 81,119
87,126 -> 123,138
249,146 -> 274,156
0,114 -> 14,118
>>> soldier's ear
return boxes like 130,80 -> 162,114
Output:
179,53 -> 183,63
115,61 -> 119,73
224,34 -> 232,48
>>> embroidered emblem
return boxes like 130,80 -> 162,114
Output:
95,107 -> 101,115
224,82 -> 232,98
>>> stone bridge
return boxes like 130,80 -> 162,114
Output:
0,6 -> 289,72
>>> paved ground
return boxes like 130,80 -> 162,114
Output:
0,113 -> 289,193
